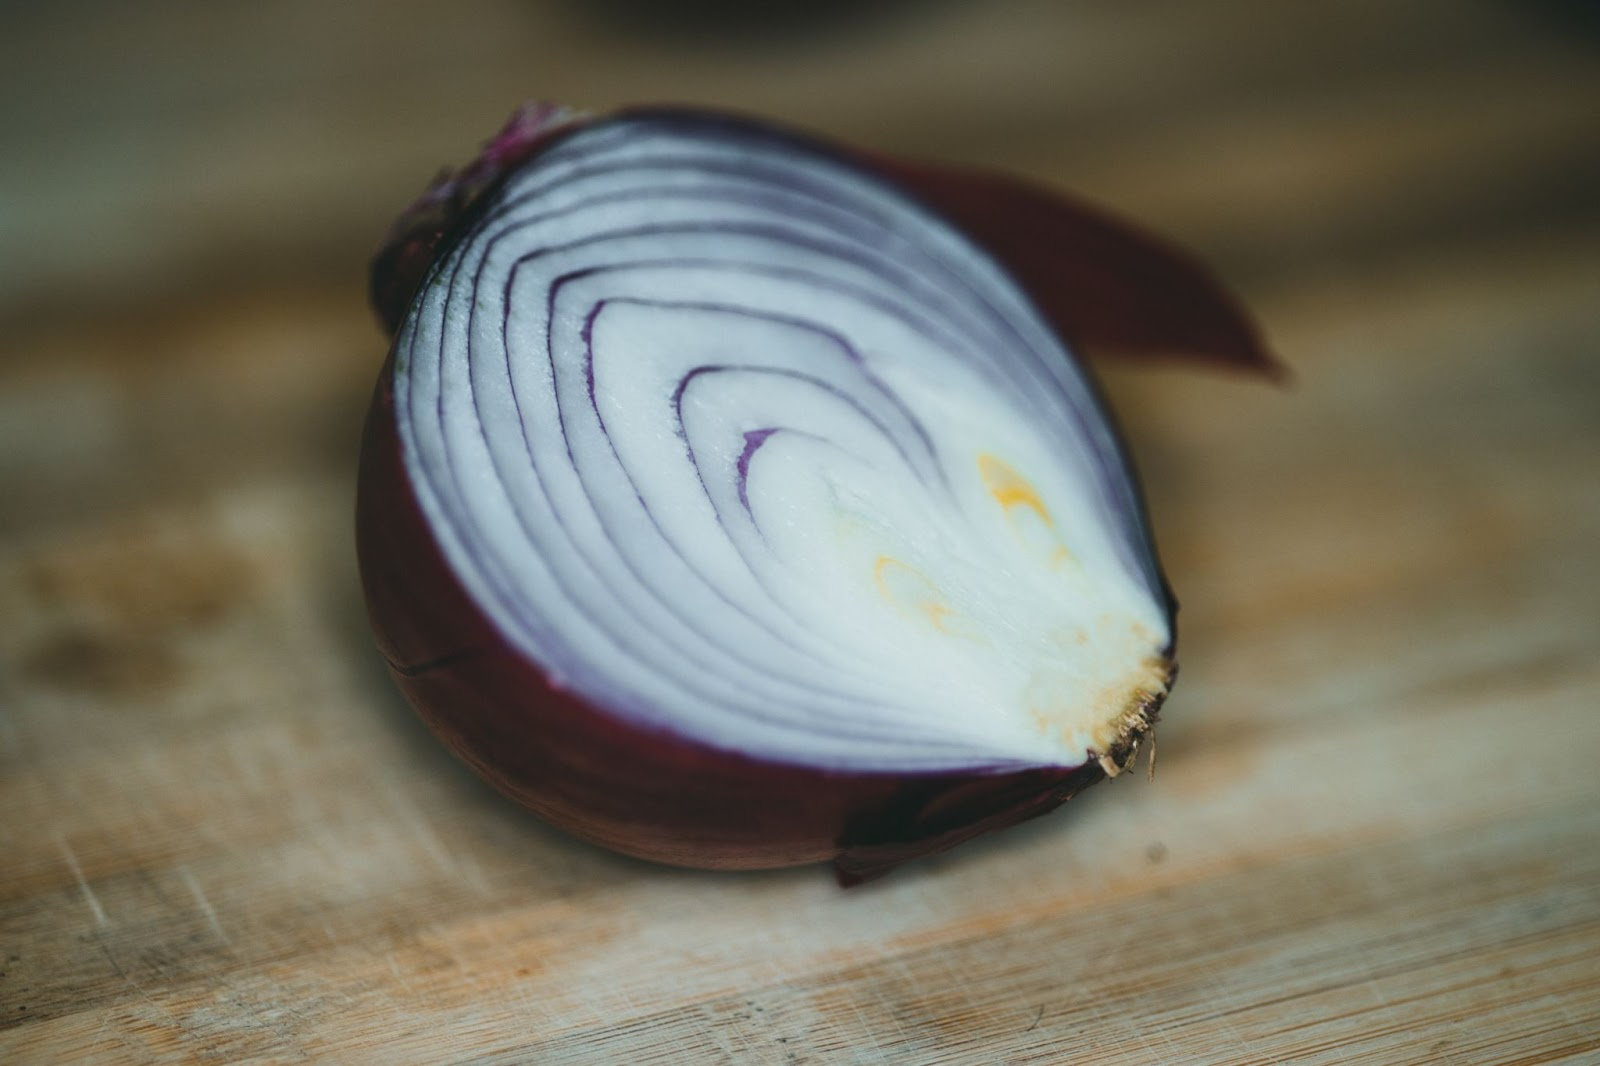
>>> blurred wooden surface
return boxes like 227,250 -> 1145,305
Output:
3,1 -> 1599,1062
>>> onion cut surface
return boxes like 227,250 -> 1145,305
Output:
358,106 -> 1274,881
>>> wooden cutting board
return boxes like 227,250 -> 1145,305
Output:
3,1 -> 1598,1062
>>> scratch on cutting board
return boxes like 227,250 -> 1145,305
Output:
179,863 -> 231,945
57,832 -> 109,926
384,783 -> 490,895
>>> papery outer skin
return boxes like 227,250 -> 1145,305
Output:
358,359 -> 1124,883
369,103 -> 584,338
354,103 -> 1272,883
867,156 -> 1280,376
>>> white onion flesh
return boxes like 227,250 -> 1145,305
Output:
391,113 -> 1172,774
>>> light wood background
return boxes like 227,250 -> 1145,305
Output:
3,1 -> 1598,1062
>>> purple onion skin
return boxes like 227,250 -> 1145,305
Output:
358,105 -> 1276,885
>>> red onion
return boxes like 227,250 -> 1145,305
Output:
358,104 -> 1274,883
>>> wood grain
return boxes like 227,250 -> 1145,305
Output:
3,0 -> 1598,1062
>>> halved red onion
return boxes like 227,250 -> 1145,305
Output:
358,105 -> 1274,883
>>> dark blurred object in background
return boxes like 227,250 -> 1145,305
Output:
573,0 -> 952,44
1518,0 -> 1600,39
